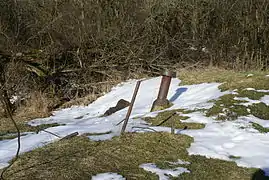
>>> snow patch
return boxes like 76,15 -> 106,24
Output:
91,172 -> 125,180
168,159 -> 190,165
261,95 -> 269,105
139,163 -> 190,180
182,119 -> 269,175
244,88 -> 269,93
234,97 -> 260,106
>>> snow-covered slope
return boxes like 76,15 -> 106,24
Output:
0,76 -> 268,176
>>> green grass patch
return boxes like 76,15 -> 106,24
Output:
206,94 -> 249,120
237,90 -> 269,100
249,103 -> 269,120
144,109 -> 205,130
2,133 -> 266,180
251,122 -> 269,133
206,93 -> 269,120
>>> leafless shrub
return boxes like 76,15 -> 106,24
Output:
0,0 -> 269,117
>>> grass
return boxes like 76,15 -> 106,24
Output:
207,98 -> 269,121
249,103 -> 269,120
1,68 -> 269,179
178,68 -> 269,91
237,90 -> 269,100
179,68 -> 269,120
0,132 -> 32,141
144,109 -> 205,130
0,118 -> 62,141
2,133 -> 266,180
205,94 -> 249,120
151,102 -> 174,112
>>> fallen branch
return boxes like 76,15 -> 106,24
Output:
60,132 -> 79,141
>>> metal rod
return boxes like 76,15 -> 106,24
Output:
121,80 -> 141,134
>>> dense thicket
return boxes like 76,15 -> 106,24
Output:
0,0 -> 269,111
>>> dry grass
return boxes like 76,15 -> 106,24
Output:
0,92 -> 62,138
178,67 -> 269,91
0,78 -> 124,128
15,92 -> 53,119
1,133 -> 263,180
0,114 -> 61,140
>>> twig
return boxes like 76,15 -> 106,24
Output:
116,118 -> 125,126
131,126 -> 159,132
38,129 -> 61,138
171,116 -> 175,134
156,112 -> 177,126
60,132 -> 78,141
0,90 -> 21,180
38,129 -> 79,140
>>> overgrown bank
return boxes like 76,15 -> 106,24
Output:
1,0 -> 269,118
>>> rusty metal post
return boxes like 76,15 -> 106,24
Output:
121,80 -> 141,134
151,70 -> 176,112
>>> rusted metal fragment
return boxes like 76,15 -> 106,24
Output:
151,70 -> 175,112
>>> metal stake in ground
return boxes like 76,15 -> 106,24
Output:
121,80 -> 141,134
151,70 -> 176,112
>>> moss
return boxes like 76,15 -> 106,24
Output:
237,90 -> 269,100
250,103 -> 269,120
206,94 -> 249,120
151,102 -> 174,112
229,155 -> 241,160
230,105 -> 250,117
144,109 -> 205,130
251,122 -> 269,133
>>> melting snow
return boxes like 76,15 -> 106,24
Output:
244,88 -> 269,93
91,172 -> 125,180
182,119 -> 269,175
234,97 -> 260,106
167,159 -> 190,165
139,163 -> 190,180
261,95 -> 269,105
0,76 -> 269,176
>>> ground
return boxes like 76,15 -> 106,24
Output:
1,68 -> 269,180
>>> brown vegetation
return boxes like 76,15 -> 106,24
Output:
1,0 -> 269,118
